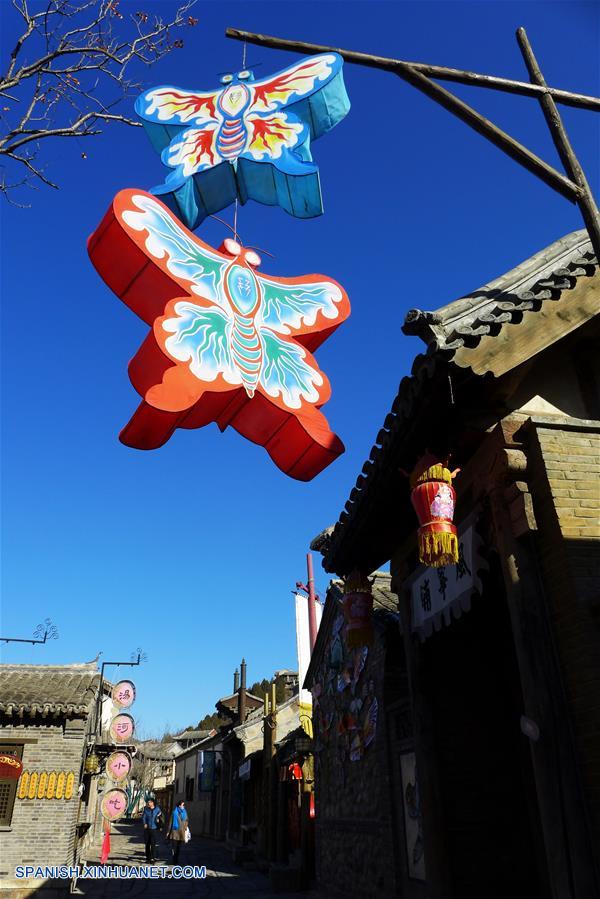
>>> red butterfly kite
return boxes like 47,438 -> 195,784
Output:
88,190 -> 350,480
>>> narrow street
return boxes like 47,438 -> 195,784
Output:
75,822 -> 328,898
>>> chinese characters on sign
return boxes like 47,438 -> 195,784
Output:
105,751 -> 132,782
109,713 -> 135,744
408,521 -> 486,641
99,683 -> 137,860
101,789 -> 128,822
111,680 -> 136,709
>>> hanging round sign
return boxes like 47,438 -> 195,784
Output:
0,754 -> 23,780
101,789 -> 128,821
109,713 -> 135,744
112,680 -> 136,709
105,751 -> 132,782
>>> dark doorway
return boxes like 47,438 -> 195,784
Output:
421,561 -> 549,898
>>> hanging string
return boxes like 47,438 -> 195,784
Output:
231,41 -> 247,246
233,198 -> 239,244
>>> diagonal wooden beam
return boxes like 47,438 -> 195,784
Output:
225,28 -> 600,112
226,26 -> 581,203
517,27 -> 600,260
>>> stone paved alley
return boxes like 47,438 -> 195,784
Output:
74,822 -> 330,898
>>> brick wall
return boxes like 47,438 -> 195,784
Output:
528,419 -> 600,851
313,615 -> 400,898
0,720 -> 86,895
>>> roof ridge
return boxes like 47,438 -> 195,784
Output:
403,229 -> 594,348
0,662 -> 99,671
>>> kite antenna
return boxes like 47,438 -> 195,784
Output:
208,213 -> 242,243
245,245 -> 275,259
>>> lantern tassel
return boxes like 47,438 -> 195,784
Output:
100,821 -> 111,864
418,528 -> 459,567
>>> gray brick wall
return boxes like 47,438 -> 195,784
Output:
0,721 -> 86,893
529,421 -> 600,853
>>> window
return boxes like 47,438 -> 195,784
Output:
0,744 -> 23,827
185,776 -> 194,801
175,778 -> 180,794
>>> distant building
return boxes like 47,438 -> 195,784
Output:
172,728 -> 216,751
0,662 -> 100,895
273,670 -> 299,701
133,739 -> 184,821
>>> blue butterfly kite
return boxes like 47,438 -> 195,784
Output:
135,54 -> 350,230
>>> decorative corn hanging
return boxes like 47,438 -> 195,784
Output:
410,457 -> 459,567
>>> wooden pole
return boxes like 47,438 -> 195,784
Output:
225,28 -> 600,111
225,27 -> 581,203
306,553 -> 318,651
516,27 -> 600,261
268,682 -> 277,861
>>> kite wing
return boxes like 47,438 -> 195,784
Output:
135,85 -> 220,157
162,125 -> 220,178
162,301 -> 240,387
121,194 -> 228,307
136,85 -> 219,126
249,55 -> 342,115
258,274 -> 349,338
259,329 -> 326,410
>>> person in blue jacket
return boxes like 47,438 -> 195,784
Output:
142,798 -> 162,862
167,800 -> 189,863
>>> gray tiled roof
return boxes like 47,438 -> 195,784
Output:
0,662 -> 100,718
136,740 -> 182,759
174,729 -> 213,741
321,230 -> 598,573
402,230 -> 595,353
330,572 -> 398,617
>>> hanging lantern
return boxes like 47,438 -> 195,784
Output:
0,754 -> 23,780
84,752 -> 100,774
410,457 -> 459,567
342,571 -> 373,649
288,762 -> 303,781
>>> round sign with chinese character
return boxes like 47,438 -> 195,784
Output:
112,680 -> 136,709
105,751 -> 132,782
109,713 -> 135,744
101,788 -> 127,821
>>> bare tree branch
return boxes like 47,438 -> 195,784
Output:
0,0 -> 199,199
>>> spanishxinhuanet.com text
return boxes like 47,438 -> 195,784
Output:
15,865 -> 207,879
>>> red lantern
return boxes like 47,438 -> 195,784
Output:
342,571 -> 373,648
410,457 -> 459,567
0,754 -> 23,780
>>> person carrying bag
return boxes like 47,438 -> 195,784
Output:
167,800 -> 189,863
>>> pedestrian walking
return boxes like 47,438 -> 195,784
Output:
167,800 -> 189,864
142,798 -> 163,862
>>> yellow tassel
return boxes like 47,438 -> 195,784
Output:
411,463 -> 453,488
418,530 -> 459,567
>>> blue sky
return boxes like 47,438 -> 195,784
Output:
1,1 -> 598,735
